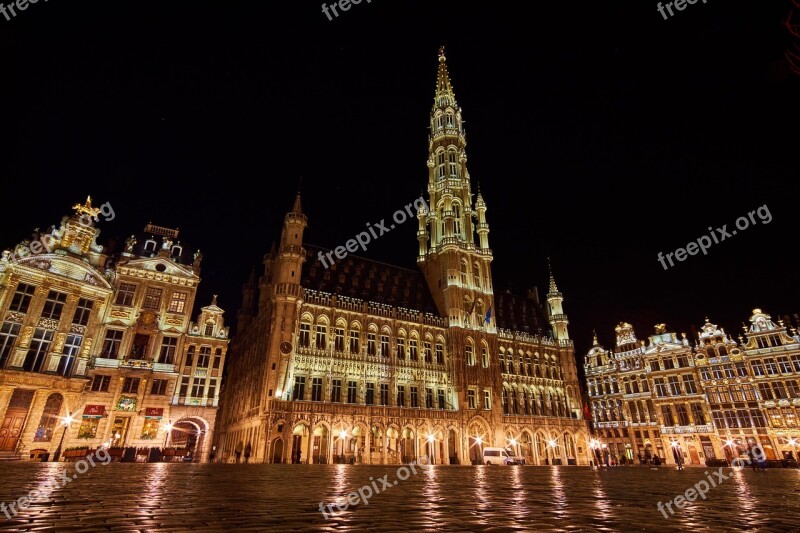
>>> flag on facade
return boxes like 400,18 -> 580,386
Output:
484,304 -> 492,324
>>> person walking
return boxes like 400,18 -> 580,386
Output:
652,455 -> 661,469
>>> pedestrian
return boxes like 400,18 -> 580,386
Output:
652,455 -> 661,468
748,450 -> 757,471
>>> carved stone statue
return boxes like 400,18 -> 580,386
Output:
125,235 -> 137,253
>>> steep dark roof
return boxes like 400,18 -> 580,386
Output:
302,245 -> 438,314
493,290 -> 549,336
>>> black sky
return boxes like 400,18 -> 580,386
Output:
2,0 -> 798,367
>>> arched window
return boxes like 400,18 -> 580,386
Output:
448,150 -> 458,177
34,393 -> 63,442
706,346 -> 715,358
718,346 -> 728,357
460,261 -> 468,285
436,151 -> 446,179
453,204 -> 462,237
446,112 -> 454,127
481,345 -> 489,368
473,262 -> 481,289
502,389 -> 509,415
466,341 -> 475,366
499,350 -> 506,373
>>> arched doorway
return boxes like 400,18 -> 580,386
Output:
386,427 -> 400,464
400,428 -> 415,463
521,432 -> 534,465
312,425 -> 329,464
33,393 -> 63,443
291,424 -> 309,464
272,438 -> 284,463
171,417 -> 209,462
448,429 -> 458,464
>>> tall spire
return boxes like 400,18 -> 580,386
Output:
291,191 -> 303,215
435,46 -> 457,108
548,258 -> 559,294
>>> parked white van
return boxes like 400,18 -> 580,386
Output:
482,447 -> 520,465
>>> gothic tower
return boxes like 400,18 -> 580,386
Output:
418,48 -> 496,410
267,194 -> 307,403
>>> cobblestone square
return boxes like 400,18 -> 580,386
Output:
0,464 -> 799,532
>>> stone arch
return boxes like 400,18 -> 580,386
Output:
172,415 -> 211,462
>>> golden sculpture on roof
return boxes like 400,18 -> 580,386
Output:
72,196 -> 101,219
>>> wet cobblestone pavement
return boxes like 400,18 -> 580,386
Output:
0,463 -> 799,532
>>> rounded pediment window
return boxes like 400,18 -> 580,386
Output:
156,263 -> 167,272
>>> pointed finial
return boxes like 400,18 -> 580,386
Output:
212,294 -> 218,306
592,329 -> 599,345
438,45 -> 446,62
547,258 -> 558,293
291,191 -> 303,214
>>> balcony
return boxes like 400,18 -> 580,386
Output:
270,400 -> 460,420
595,421 -> 629,429
661,424 -> 714,434
93,358 -> 121,369
153,362 -> 176,373
120,359 -> 154,370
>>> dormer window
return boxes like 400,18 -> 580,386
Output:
204,323 -> 214,336
144,239 -> 157,252
171,245 -> 183,257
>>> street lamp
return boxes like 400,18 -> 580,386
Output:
52,412 -> 75,462
163,421 -> 173,448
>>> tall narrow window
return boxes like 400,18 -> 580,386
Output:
468,389 -> 476,409
435,343 -> 444,365
347,381 -> 357,403
365,383 -> 375,405
0,322 -> 21,368
72,298 -> 93,326
466,345 -> 475,366
58,334 -> 83,376
409,339 -> 418,361
33,394 -> 63,442
410,386 -> 419,408
9,283 -> 36,313
298,323 -> 311,348
23,329 -> 54,372
438,389 -> 446,409
334,327 -> 344,351
436,152 -> 445,178
331,379 -> 342,402
311,377 -> 323,401
159,337 -> 178,365
367,333 -> 376,356
41,291 -> 67,320
197,346 -> 211,368
316,324 -> 327,348
380,335 -> 389,357
185,345 -> 195,367
424,342 -> 432,363
425,388 -> 434,409
380,383 -> 389,406
448,150 -> 458,177
397,337 -> 405,359
397,385 -> 406,407
293,376 -> 306,400
349,330 -> 360,353
460,261 -> 468,285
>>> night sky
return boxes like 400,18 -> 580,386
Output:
2,1 -> 798,368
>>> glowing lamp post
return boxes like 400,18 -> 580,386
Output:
163,421 -> 173,448
52,412 -> 75,462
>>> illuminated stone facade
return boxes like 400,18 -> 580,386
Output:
216,50 -> 589,466
0,202 -> 228,462
586,311 -> 800,466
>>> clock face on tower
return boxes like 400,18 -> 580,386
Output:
279,341 -> 293,355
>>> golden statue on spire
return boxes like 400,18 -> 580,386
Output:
72,196 -> 101,219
